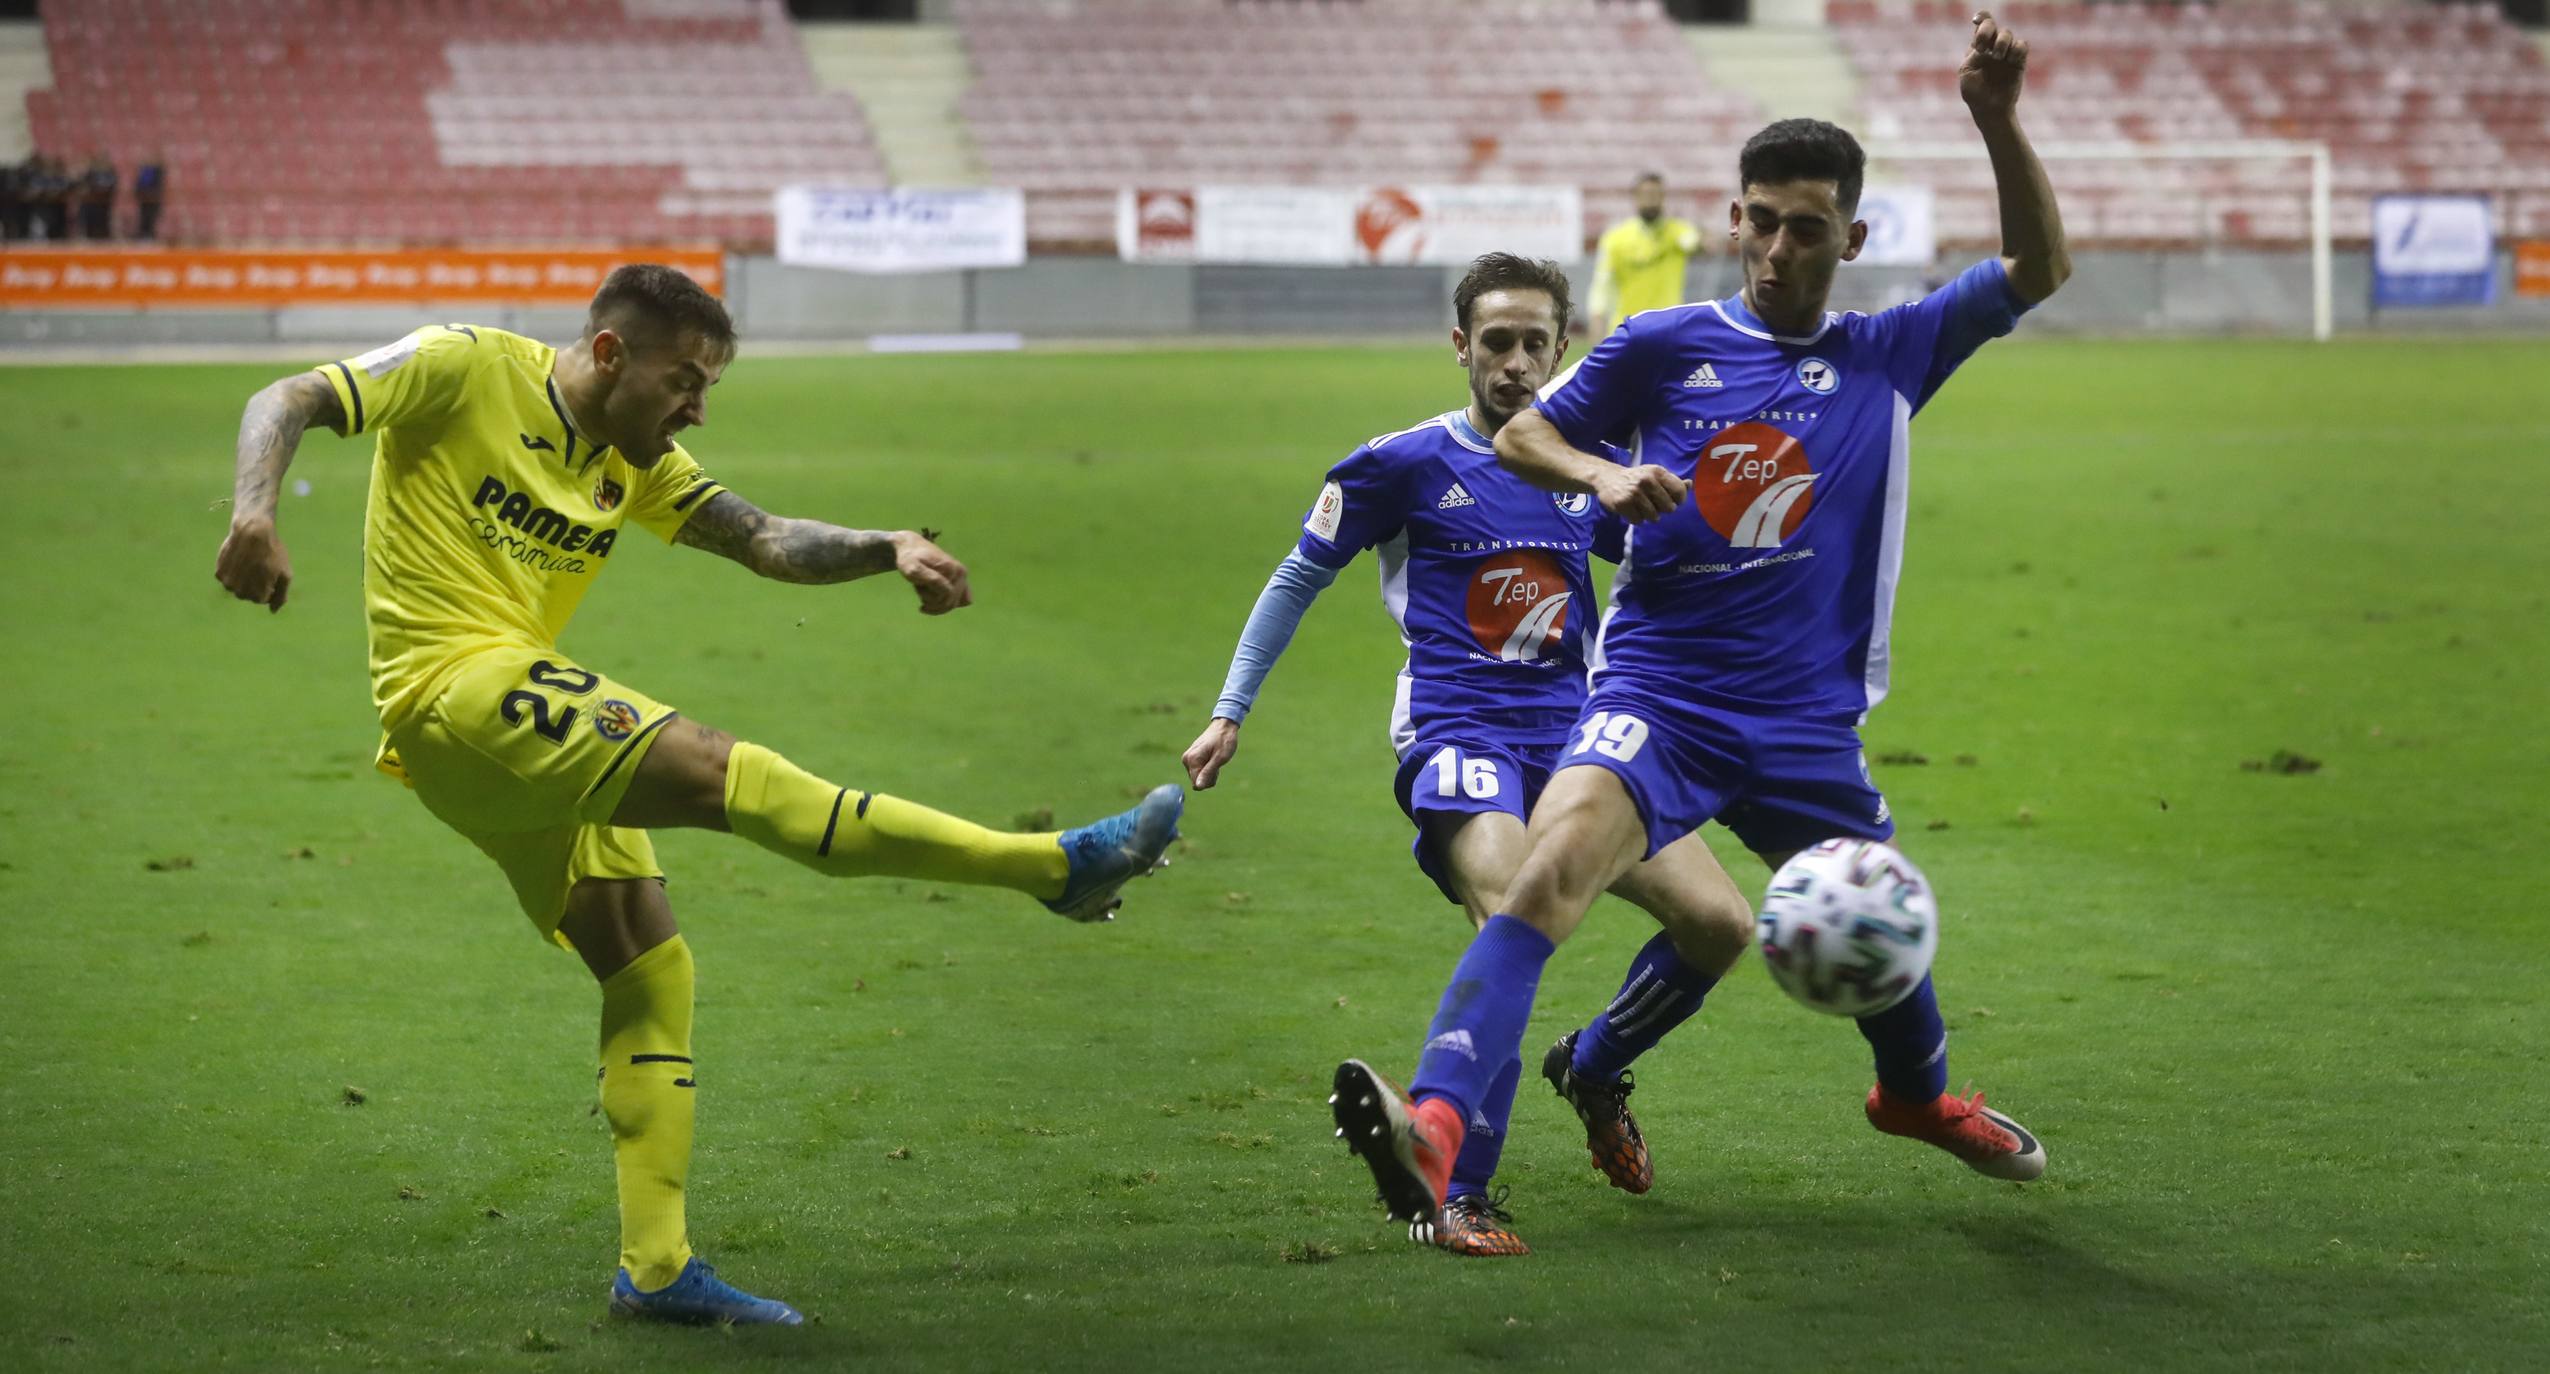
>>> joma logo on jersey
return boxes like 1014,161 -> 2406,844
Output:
471,476 -> 620,556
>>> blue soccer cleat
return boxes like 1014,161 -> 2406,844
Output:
609,1257 -> 803,1326
1045,783 -> 1183,923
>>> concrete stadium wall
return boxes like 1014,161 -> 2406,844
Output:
3,250 -> 2544,351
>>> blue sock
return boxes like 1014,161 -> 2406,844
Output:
1446,1056 -> 1522,1200
1857,974 -> 1948,1102
1409,914 -> 1556,1127
1570,931 -> 1722,1082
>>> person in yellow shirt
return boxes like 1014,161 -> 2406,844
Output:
1588,171 -> 1705,334
212,264 -> 1182,1327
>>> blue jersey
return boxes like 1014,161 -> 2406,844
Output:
1298,409 -> 1619,754
1536,259 -> 2031,723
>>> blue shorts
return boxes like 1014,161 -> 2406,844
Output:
1558,678 -> 1893,860
1392,737 -> 1561,905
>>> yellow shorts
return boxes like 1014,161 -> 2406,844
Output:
382,645 -> 681,945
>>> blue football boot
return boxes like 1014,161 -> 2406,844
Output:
1045,783 -> 1183,922
609,1257 -> 803,1326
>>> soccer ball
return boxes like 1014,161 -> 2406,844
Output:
1756,838 -> 1939,1018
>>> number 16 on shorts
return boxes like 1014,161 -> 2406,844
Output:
1425,745 -> 1504,800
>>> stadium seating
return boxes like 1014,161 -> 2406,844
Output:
1830,0 -> 2550,244
26,0 -> 884,246
952,0 -> 1763,250
19,0 -> 2549,251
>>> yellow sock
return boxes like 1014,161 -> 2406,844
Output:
723,740 -> 1068,899
599,935 -> 697,1292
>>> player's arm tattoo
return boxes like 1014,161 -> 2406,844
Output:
676,490 -> 902,585
230,371 -> 347,524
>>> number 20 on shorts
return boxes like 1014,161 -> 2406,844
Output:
1425,746 -> 1503,800
1571,711 -> 1650,762
498,660 -> 599,746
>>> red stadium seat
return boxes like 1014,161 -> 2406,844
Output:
26,0 -> 855,247
1833,0 -> 2550,247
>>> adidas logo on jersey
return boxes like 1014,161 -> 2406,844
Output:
1436,482 -> 1478,509
1683,363 -> 1724,389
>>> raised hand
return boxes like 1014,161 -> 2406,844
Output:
1960,10 -> 2029,118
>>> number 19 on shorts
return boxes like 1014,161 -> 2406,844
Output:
1571,712 -> 1650,762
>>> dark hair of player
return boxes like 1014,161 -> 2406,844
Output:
584,263 -> 737,358
1738,118 -> 1866,215
1633,170 -> 1664,188
1453,253 -> 1573,334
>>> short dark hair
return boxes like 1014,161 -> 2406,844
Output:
1454,252 -> 1572,333
585,263 -> 736,357
1634,170 -> 1664,189
1738,118 -> 1866,214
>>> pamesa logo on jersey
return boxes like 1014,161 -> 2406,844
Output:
1467,549 -> 1572,663
1695,422 -> 1816,548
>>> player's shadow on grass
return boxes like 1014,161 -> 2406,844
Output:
1625,1199 -> 2203,1313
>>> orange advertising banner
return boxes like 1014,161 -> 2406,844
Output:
2517,240 -> 2550,300
0,248 -> 724,309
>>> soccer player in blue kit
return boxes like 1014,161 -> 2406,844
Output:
1331,12 -> 2071,1228
1186,254 -> 1754,1255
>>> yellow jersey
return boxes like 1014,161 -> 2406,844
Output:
314,325 -> 723,734
1592,215 -> 1704,332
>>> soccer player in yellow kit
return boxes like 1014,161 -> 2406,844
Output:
1588,171 -> 1705,335
212,264 -> 1182,1326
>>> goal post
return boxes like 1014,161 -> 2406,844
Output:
1865,140 -> 2335,341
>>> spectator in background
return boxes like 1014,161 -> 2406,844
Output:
32,156 -> 72,241
1587,171 -> 1704,335
135,153 -> 165,240
79,152 -> 118,240
0,157 -> 24,241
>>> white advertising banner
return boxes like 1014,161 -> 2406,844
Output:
1351,185 -> 1584,265
776,187 -> 1026,274
1119,186 -> 1357,264
1854,185 -> 1938,267
2372,194 -> 2495,308
1119,185 -> 1582,266
2372,194 -> 2492,274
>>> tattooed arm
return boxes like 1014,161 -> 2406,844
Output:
215,371 -> 347,612
676,489 -> 974,614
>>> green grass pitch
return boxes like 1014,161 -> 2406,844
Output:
1,336 -> 2545,1372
